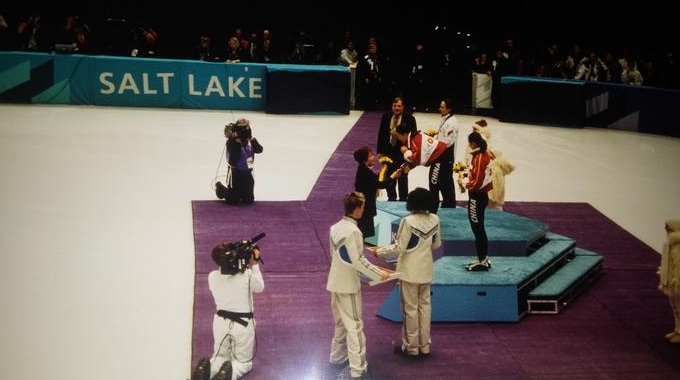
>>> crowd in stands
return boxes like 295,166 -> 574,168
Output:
1,9 -> 679,112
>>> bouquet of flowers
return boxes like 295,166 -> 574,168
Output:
377,156 -> 394,197
424,128 -> 437,137
378,156 -> 393,181
453,161 -> 468,193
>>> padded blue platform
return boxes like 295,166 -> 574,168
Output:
370,201 -> 548,257
373,202 -> 602,323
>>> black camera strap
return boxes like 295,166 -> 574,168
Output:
213,143 -> 228,189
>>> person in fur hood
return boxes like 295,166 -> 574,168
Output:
659,218 -> 680,343
487,149 -> 515,211
466,119 -> 515,211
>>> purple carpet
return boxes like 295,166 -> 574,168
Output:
191,112 -> 679,379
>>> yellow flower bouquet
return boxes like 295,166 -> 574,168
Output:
453,161 -> 468,193
424,128 -> 437,137
378,156 -> 393,182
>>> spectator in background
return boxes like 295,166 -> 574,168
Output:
491,49 -> 506,113
339,40 -> 359,67
233,28 -> 249,50
471,50 -> 495,108
53,14 -> 91,53
129,20 -> 158,57
640,52 -> 660,87
15,12 -> 42,51
317,39 -> 339,65
356,42 -> 383,110
574,51 -> 609,81
602,51 -> 622,83
574,50 -> 611,82
471,51 -> 493,76
499,37 -> 525,77
541,42 -> 567,79
0,14 -> 11,50
256,29 -> 279,63
621,56 -> 644,85
432,30 -> 456,103
405,43 -> 434,112
289,28 -> 315,64
258,37 -> 274,63
247,31 -> 259,62
564,43 -> 585,79
490,37 -> 528,109
225,36 -> 249,63
618,48 -> 639,73
196,35 -> 220,61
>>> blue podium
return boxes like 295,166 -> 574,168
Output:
373,201 -> 603,322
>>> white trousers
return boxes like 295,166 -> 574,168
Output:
210,314 -> 255,379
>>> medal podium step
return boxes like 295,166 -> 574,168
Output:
372,202 -> 603,322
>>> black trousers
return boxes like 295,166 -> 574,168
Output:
467,191 -> 489,261
428,157 -> 455,210
385,161 -> 409,201
227,169 -> 255,205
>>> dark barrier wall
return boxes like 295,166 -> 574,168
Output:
585,82 -> 680,137
266,64 -> 350,114
500,76 -> 585,128
0,52 -> 350,114
499,75 -> 680,138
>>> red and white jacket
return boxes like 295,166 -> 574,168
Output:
467,149 -> 493,193
403,132 -> 448,167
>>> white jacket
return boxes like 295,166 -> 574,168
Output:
377,212 -> 441,284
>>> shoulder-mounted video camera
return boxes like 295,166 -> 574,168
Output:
224,118 -> 252,140
212,233 -> 265,275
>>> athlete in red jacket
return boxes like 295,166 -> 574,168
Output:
461,131 -> 493,271
394,123 -> 448,212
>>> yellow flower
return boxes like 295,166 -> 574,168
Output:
379,156 -> 393,165
453,161 -> 468,193
425,128 -> 437,137
378,156 -> 393,182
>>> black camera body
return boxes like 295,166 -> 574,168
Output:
224,119 -> 252,140
212,233 -> 265,275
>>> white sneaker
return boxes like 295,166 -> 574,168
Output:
467,262 -> 489,271
481,258 -> 492,268
467,258 -> 491,269
466,259 -> 480,267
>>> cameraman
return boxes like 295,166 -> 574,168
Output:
225,118 -> 263,205
207,240 -> 264,380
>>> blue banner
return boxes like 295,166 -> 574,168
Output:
0,52 -> 267,110
0,52 -> 350,114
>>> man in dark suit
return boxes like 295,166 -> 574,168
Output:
376,96 -> 417,201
